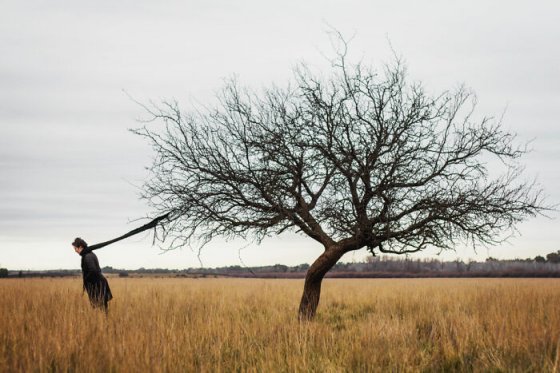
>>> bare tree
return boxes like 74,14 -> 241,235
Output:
133,42 -> 547,320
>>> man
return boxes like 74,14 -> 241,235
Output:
72,237 -> 113,312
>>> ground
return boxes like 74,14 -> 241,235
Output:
1,277 -> 559,372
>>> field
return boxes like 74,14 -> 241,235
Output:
1,278 -> 559,372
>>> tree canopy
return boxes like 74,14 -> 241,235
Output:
134,43 -> 547,319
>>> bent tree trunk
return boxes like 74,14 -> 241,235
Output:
298,246 -> 346,321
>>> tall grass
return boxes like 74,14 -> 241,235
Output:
1,278 -> 559,372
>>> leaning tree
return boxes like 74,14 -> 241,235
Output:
133,45 -> 546,320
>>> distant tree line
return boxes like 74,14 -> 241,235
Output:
535,250 -> 560,263
2,251 -> 559,278
103,251 -> 560,278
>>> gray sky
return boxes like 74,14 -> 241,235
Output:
1,0 -> 559,270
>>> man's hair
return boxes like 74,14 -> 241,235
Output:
72,237 -> 88,249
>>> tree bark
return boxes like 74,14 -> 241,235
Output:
298,246 -> 346,321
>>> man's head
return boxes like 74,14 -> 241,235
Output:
72,237 -> 88,254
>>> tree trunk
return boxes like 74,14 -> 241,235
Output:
298,246 -> 346,321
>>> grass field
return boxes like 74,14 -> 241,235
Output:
1,277 -> 559,372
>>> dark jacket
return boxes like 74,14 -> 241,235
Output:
80,248 -> 113,308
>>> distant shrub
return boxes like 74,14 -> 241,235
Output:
535,256 -> 546,263
0,268 -> 8,278
118,272 -> 129,277
546,251 -> 560,263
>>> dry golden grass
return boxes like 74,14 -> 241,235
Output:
1,277 -> 559,372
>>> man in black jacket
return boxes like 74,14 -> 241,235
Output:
72,237 -> 113,312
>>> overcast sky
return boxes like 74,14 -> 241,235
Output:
1,0 -> 559,270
